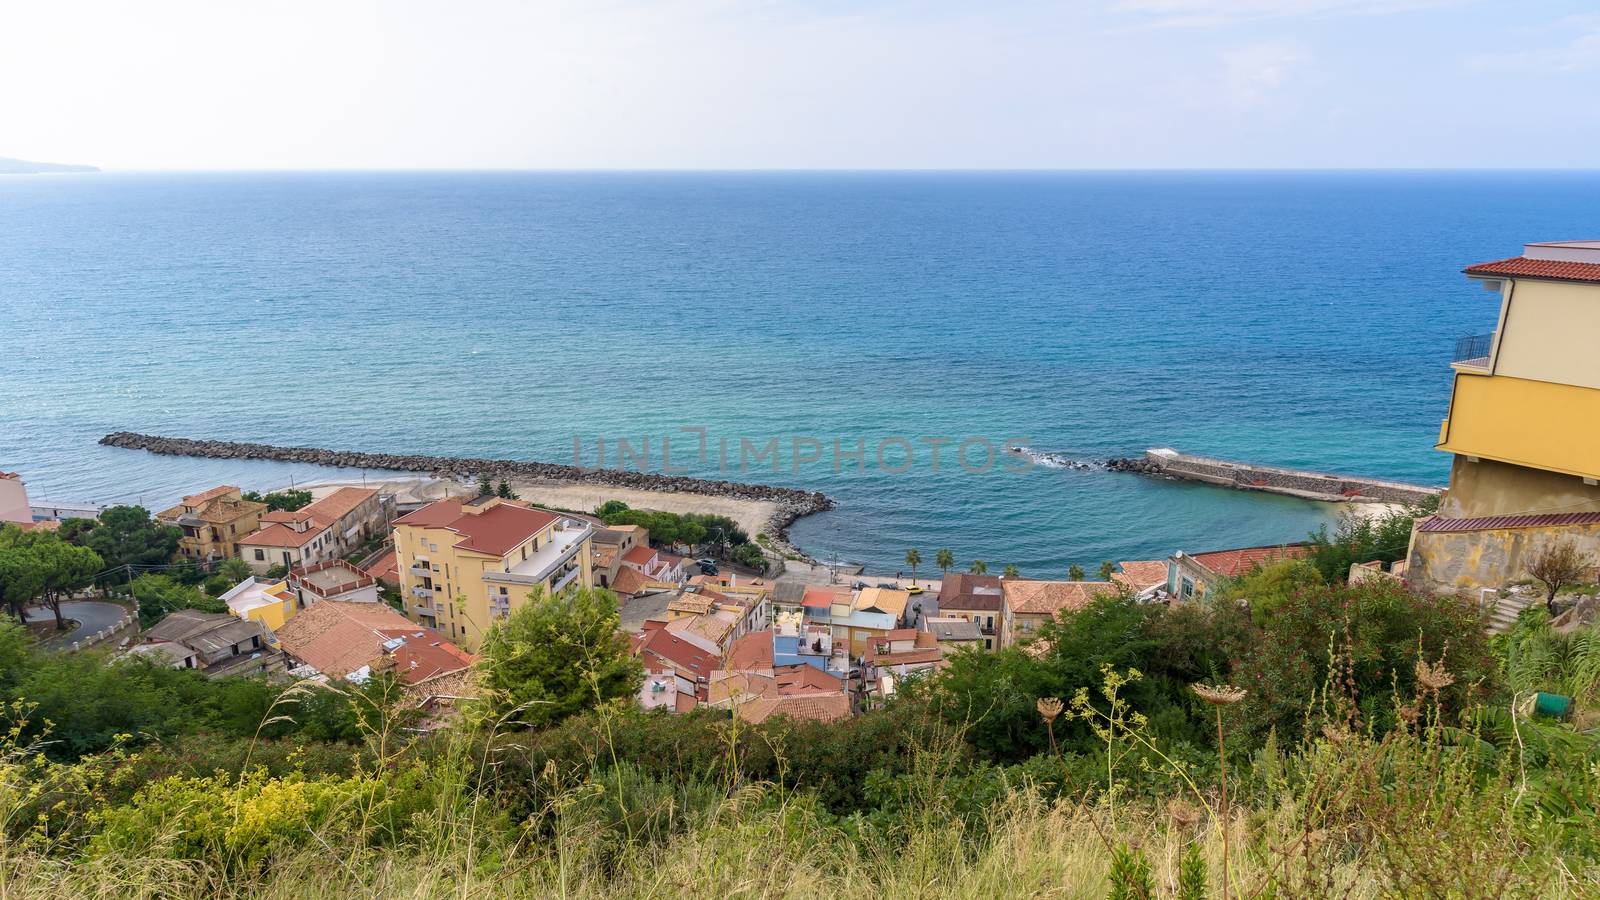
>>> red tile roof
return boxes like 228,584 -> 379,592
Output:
937,572 -> 1006,612
1113,560 -> 1169,590
377,628 -> 476,684
1464,256 -> 1600,284
395,499 -> 559,557
363,549 -> 399,585
1184,544 -> 1310,578
775,664 -> 843,695
725,630 -> 775,671
609,566 -> 653,596
275,601 -> 469,681
239,522 -> 323,549
802,586 -> 847,609
1417,512 -> 1600,533
633,627 -> 720,684
735,692 -> 851,724
623,545 -> 658,566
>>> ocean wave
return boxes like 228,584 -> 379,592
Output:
1006,446 -> 1102,471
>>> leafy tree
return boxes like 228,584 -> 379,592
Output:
595,500 -> 631,519
0,526 -> 103,628
1003,563 -> 1019,579
1232,579 -> 1493,742
1525,539 -> 1595,616
241,489 -> 312,512
216,558 -> 253,583
969,560 -> 987,575
203,574 -> 234,597
1098,560 -> 1117,581
936,548 -> 954,577
478,587 -> 643,728
731,543 -> 767,573
1306,499 -> 1435,583
905,549 -> 922,584
74,506 -> 181,577
1067,563 -> 1085,581
265,564 -> 289,579
131,574 -> 227,627
1211,558 -> 1325,625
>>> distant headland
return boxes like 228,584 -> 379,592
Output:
0,156 -> 99,174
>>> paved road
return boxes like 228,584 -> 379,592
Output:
24,600 -> 130,649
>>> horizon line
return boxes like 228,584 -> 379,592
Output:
30,165 -> 1600,175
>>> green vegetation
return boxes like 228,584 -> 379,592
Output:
595,501 -> 766,573
2,577 -> 1598,897
0,525 -> 103,628
1305,497 -> 1437,583
241,489 -> 313,512
62,506 -> 180,580
1067,562 -> 1085,581
130,574 -> 228,627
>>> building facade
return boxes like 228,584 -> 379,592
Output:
238,487 -> 387,575
1411,241 -> 1600,591
392,496 -> 594,651
157,485 -> 267,562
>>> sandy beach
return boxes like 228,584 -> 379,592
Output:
300,475 -> 782,541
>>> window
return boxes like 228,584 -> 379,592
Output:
254,549 -> 265,561
1180,577 -> 1194,600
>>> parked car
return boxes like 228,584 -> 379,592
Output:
698,561 -> 719,575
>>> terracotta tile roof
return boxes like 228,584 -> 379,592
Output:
395,499 -> 559,557
378,628 -> 475,684
363,549 -> 399,584
775,664 -> 844,694
609,566 -> 654,596
239,522 -> 323,549
802,585 -> 848,609
1417,511 -> 1600,533
725,630 -> 775,671
735,692 -> 851,725
632,627 -> 720,683
623,545 -> 658,566
855,587 -> 909,617
306,487 -> 378,524
1464,256 -> 1600,284
1113,560 -> 1169,590
275,601 -> 432,678
1184,544 -> 1310,578
937,572 -> 1006,612
1003,580 -> 1121,616
593,543 -> 620,572
182,485 -> 239,506
709,671 -> 779,705
666,613 -> 736,647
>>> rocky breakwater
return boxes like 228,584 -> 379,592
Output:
99,432 -> 835,559
1108,447 -> 1440,505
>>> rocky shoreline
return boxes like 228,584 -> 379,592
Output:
98,432 -> 835,560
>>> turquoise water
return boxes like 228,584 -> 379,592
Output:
4,171 -> 1597,574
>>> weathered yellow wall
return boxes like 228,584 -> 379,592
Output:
1408,521 -> 1600,594
1438,372 -> 1600,481
1492,279 -> 1600,389
1437,456 -> 1600,519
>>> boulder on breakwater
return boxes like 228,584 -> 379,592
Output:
98,432 -> 834,559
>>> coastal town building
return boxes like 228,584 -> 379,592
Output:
392,496 -> 595,651
1001,580 -> 1121,647
863,628 -> 946,694
129,610 -> 281,677
1411,240 -> 1600,591
157,485 -> 267,562
274,599 -> 473,684
936,573 -> 1005,649
219,576 -> 299,631
590,524 -> 650,590
632,621 -> 720,708
238,487 -> 388,575
923,616 -> 986,653
1165,544 -> 1311,602
29,499 -> 104,523
0,472 -> 33,525
362,549 -> 401,590
286,559 -> 381,608
1112,560 -> 1170,600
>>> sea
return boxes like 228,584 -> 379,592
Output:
4,170 -> 1597,575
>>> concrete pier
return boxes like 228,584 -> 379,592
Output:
1110,448 -> 1440,505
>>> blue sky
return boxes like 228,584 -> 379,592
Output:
3,0 -> 1598,169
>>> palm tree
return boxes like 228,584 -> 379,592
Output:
936,548 -> 954,578
1098,560 -> 1116,581
904,548 -> 922,585
1003,563 -> 1019,579
217,558 -> 252,583
970,559 -> 988,575
1068,563 -> 1085,581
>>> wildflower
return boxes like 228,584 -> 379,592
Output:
1191,683 -> 1247,706
1167,798 -> 1201,829
1320,723 -> 1349,745
1036,697 -> 1063,724
1415,659 -> 1455,693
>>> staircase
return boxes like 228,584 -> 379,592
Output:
1482,589 -> 1538,635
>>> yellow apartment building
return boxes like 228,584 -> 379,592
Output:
157,486 -> 267,562
1410,241 -> 1600,590
392,496 -> 595,651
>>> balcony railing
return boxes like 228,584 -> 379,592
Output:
1452,333 -> 1494,368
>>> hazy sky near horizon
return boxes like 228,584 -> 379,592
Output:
4,1 -> 1598,170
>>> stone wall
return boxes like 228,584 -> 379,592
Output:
99,432 -> 834,560
1406,521 -> 1600,594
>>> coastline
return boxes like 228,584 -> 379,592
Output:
98,432 -> 833,561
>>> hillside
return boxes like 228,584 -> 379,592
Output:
0,155 -> 99,174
